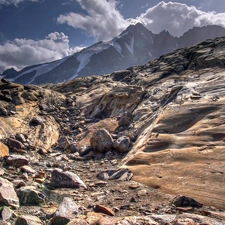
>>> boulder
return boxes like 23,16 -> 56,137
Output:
90,128 -> 113,152
0,177 -> 19,208
0,142 -> 9,157
113,136 -> 131,153
7,138 -> 24,150
15,215 -> 43,225
17,186 -> 46,205
1,206 -> 14,221
6,154 -> 29,167
173,195 -> 203,208
50,169 -> 87,189
52,197 -> 79,225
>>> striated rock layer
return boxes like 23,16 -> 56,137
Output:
52,36 -> 225,209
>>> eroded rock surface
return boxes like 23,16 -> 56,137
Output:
1,37 -> 225,224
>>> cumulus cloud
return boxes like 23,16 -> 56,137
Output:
136,1 -> 225,37
57,0 -> 129,41
0,32 -> 84,73
0,0 -> 38,6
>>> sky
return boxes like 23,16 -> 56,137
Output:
0,0 -> 225,73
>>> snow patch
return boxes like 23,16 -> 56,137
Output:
125,37 -> 134,54
13,57 -> 68,84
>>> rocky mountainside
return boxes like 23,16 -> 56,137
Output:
3,24 -> 225,85
1,36 -> 225,224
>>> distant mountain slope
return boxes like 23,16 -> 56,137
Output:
3,23 -> 225,84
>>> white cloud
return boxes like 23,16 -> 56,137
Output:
135,1 -> 225,37
0,0 -> 38,6
0,32 -> 84,73
57,0 -> 129,41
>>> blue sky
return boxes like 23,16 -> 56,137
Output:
0,0 -> 225,73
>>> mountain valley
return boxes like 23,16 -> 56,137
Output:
1,35 -> 225,224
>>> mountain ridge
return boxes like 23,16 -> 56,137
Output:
3,23 -> 225,84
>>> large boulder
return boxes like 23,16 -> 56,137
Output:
90,128 -> 113,152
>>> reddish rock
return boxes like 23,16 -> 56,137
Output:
95,205 -> 115,216
0,142 -> 9,157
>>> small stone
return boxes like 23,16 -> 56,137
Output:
29,117 -> 43,126
1,206 -> 14,221
20,165 -> 36,174
50,168 -> 87,189
0,107 -> 8,116
137,189 -> 147,196
113,136 -> 131,153
7,138 -> 24,150
15,133 -> 27,143
17,186 -> 46,205
0,177 -> 20,208
118,111 -> 133,126
6,154 -> 29,167
12,180 -> 26,189
52,197 -> 79,225
95,204 -> 115,216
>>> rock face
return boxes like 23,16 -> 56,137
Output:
1,36 -> 225,224
51,36 -> 225,210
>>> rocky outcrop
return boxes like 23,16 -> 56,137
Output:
1,36 -> 225,224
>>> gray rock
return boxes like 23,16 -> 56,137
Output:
20,165 -> 36,174
15,215 -> 43,225
97,169 -> 133,181
0,177 -> 20,208
50,169 -> 87,189
113,136 -> 131,152
15,133 -> 27,144
118,111 -> 133,126
173,195 -> 203,208
90,128 -> 113,152
6,154 -> 29,167
0,107 -> 8,116
29,117 -> 43,126
7,138 -> 24,150
17,186 -> 46,205
52,197 -> 79,225
1,206 -> 14,221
